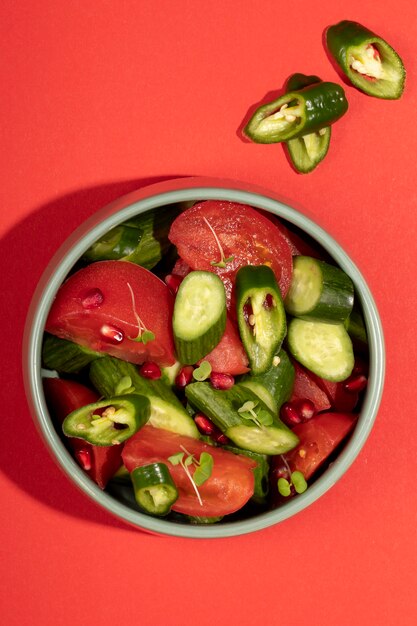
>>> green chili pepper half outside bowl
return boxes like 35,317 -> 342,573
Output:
23,177 -> 385,539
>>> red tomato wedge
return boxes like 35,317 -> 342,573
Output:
198,317 -> 249,375
43,378 -> 123,489
169,201 -> 293,302
272,412 -> 357,482
290,360 -> 331,412
45,260 -> 176,366
122,425 -> 256,516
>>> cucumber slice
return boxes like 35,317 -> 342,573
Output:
284,256 -> 354,323
239,349 -> 295,414
173,271 -> 226,364
89,356 -> 199,438
287,318 -> 354,382
185,382 -> 299,455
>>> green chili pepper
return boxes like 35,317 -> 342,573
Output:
244,81 -> 348,144
326,20 -> 405,99
62,394 -> 150,446
131,463 -> 178,516
284,74 -> 332,174
236,265 -> 286,375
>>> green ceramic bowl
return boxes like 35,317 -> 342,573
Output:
23,177 -> 385,538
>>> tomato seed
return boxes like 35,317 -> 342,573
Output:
100,324 -> 124,344
344,374 -> 367,393
175,365 -> 194,388
210,372 -> 235,390
139,361 -> 161,380
81,288 -> 104,309
75,448 -> 92,471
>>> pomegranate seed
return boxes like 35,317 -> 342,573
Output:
81,288 -> 104,309
175,365 -> 194,388
263,294 -> 274,309
75,448 -> 92,471
280,402 -> 302,426
344,374 -> 367,393
292,398 -> 316,421
100,324 -> 124,344
214,433 -> 230,445
194,413 -> 215,436
139,361 -> 161,380
210,372 -> 235,390
165,274 -> 182,295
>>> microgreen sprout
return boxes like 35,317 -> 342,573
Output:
127,282 -> 155,344
115,376 -> 136,395
202,217 -> 234,268
238,400 -> 273,428
168,447 -> 214,506
193,360 -> 212,381
277,455 -> 308,497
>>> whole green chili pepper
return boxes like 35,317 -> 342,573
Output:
244,81 -> 348,144
326,20 -> 405,99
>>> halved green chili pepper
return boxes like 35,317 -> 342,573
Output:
284,74 -> 332,174
244,81 -> 348,144
236,265 -> 286,374
62,394 -> 150,446
131,463 -> 178,516
326,20 -> 405,99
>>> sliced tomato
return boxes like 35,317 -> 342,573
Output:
271,412 -> 357,483
198,316 -> 249,375
290,360 -> 331,412
45,260 -> 176,366
309,375 -> 359,412
43,378 -> 123,489
122,425 -> 256,516
169,201 -> 293,304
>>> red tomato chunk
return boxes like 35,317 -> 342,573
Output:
122,425 -> 256,517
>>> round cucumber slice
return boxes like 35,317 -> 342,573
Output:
287,318 -> 354,382
173,271 -> 226,364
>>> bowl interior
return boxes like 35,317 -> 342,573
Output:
24,181 -> 385,538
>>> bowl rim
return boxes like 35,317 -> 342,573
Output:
23,177 -> 385,538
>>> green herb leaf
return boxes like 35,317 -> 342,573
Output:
238,400 -> 257,414
193,452 -> 214,486
291,471 -> 308,494
277,477 -> 291,497
193,361 -> 212,381
141,330 -> 155,345
115,376 -> 135,395
184,455 -> 194,467
168,452 -> 184,466
210,260 -> 226,268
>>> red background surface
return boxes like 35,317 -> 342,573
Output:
1,2 -> 417,624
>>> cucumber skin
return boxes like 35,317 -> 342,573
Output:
240,349 -> 295,414
285,256 -> 354,324
89,356 -> 199,438
185,382 -> 298,455
287,319 -> 355,382
173,271 -> 227,365
42,334 -> 103,374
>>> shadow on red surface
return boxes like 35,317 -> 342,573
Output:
0,175 -> 185,532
